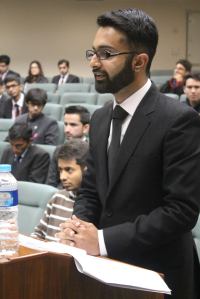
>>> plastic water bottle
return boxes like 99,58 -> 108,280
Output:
0,164 -> 19,256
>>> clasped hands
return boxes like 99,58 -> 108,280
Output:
56,215 -> 100,256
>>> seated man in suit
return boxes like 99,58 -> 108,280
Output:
47,105 -> 90,187
32,139 -> 88,241
0,123 -> 50,183
52,59 -> 80,85
15,88 -> 59,145
160,59 -> 192,96
183,72 -> 200,113
0,55 -> 20,82
1,75 -> 27,119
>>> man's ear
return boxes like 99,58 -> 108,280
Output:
83,124 -> 90,135
132,53 -> 149,72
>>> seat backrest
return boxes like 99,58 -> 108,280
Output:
56,83 -> 90,95
97,93 -> 115,106
0,119 -> 14,141
47,92 -> 60,104
0,141 -> 9,160
18,181 -> 58,235
60,92 -> 97,106
164,93 -> 179,100
43,103 -> 63,121
35,144 -> 56,160
56,121 -> 65,144
24,83 -> 57,93
179,94 -> 187,103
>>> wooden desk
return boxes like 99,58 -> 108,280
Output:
0,246 -> 164,299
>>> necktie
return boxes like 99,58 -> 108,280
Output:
14,103 -> 20,118
108,105 -> 128,180
60,76 -> 64,84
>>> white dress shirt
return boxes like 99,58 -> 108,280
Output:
58,73 -> 69,85
98,78 -> 152,256
12,93 -> 25,120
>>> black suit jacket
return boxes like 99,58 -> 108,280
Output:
0,144 -> 50,183
74,85 -> 200,299
52,74 -> 80,84
1,95 -> 28,119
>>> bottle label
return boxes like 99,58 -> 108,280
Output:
0,190 -> 18,207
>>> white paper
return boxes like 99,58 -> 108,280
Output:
19,234 -> 171,295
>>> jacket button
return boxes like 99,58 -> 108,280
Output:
106,210 -> 113,217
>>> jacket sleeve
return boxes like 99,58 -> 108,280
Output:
46,147 -> 60,187
44,120 -> 59,145
28,151 -> 50,183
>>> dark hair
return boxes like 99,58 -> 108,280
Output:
58,59 -> 69,67
57,139 -> 88,167
97,8 -> 158,74
25,60 -> 44,83
0,55 -> 10,65
8,123 -> 32,142
0,78 -> 4,86
25,88 -> 47,106
4,75 -> 21,85
65,105 -> 90,125
176,59 -> 192,73
184,72 -> 200,85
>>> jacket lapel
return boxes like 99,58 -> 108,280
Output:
106,85 -> 158,196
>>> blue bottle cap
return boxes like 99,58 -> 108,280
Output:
0,164 -> 12,172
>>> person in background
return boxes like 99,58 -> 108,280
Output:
24,60 -> 48,84
57,8 -> 200,299
183,73 -> 200,113
15,88 -> 59,145
47,105 -> 90,187
160,59 -> 192,96
52,59 -> 79,85
0,123 -> 50,183
1,75 -> 28,119
0,55 -> 20,81
32,139 -> 88,241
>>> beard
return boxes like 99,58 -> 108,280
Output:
94,56 -> 135,94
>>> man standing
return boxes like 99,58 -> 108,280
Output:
47,105 -> 90,187
57,9 -> 200,299
1,75 -> 27,119
52,59 -> 79,85
183,73 -> 200,113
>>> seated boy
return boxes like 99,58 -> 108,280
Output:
32,139 -> 88,241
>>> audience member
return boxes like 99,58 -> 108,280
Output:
160,59 -> 192,96
1,75 -> 28,119
52,59 -> 79,85
57,8 -> 200,299
47,105 -> 90,187
0,55 -> 20,81
32,139 -> 88,241
24,60 -> 48,84
183,73 -> 200,113
15,88 -> 59,145
0,123 -> 50,183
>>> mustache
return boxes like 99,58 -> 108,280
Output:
92,69 -> 107,76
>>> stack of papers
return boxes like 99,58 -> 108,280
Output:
19,234 -> 171,295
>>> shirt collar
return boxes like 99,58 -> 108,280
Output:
113,78 -> 151,116
12,93 -> 24,108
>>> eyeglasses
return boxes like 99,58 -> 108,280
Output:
86,49 -> 137,61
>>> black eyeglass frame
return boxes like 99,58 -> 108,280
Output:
86,49 -> 137,61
